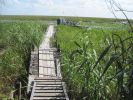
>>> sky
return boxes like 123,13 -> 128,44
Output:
0,0 -> 133,19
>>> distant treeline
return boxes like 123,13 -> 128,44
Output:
0,15 -> 132,23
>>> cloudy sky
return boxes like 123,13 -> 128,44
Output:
0,0 -> 133,19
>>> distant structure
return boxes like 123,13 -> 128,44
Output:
121,21 -> 128,24
57,18 -> 66,25
57,18 -> 80,27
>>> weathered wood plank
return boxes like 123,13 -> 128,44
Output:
35,86 -> 63,90
36,84 -> 62,87
35,77 -> 62,80
35,89 -> 64,93
34,92 -> 65,97
33,96 -> 66,100
36,82 -> 62,85
39,53 -> 53,55
39,59 -> 55,61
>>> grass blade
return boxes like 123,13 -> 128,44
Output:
93,45 -> 112,70
98,55 -> 117,82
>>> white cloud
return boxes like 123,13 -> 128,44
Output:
35,0 -> 54,7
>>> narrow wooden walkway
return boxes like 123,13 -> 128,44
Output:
29,25 -> 69,100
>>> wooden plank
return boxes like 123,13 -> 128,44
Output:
39,66 -> 55,69
38,75 -> 57,78
39,53 -> 53,55
35,90 -> 63,93
35,79 -> 62,81
39,59 -> 55,61
39,48 -> 57,50
35,77 -> 62,80
35,86 -> 63,90
31,52 -> 38,55
33,96 -> 66,100
34,92 -> 65,97
36,82 -> 62,85
39,54 -> 54,59
36,84 -> 62,87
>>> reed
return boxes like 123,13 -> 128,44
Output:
0,21 -> 47,98
56,24 -> 133,100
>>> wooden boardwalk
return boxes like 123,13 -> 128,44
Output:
29,25 -> 69,100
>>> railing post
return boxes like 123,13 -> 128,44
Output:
38,49 -> 39,77
19,82 -> 21,100
30,82 -> 36,100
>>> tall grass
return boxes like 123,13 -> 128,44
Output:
0,21 -> 47,98
56,25 -> 133,100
